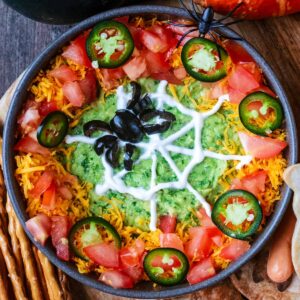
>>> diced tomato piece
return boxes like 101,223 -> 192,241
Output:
14,136 -> 51,156
30,171 -> 54,198
101,67 -> 125,90
120,239 -> 145,268
187,258 -> 216,284
220,239 -> 250,261
140,29 -> 168,53
159,215 -> 177,233
26,214 -> 51,245
127,25 -> 143,49
51,216 -> 70,261
196,208 -> 215,227
62,34 -> 91,68
185,227 -> 212,261
18,107 -> 40,132
100,270 -> 134,289
238,132 -> 288,159
231,170 -> 268,197
38,101 -> 58,116
123,56 -> 147,81
84,243 -> 119,268
78,70 -> 98,103
228,86 -> 247,104
173,67 -> 187,80
143,50 -> 170,74
252,85 -> 276,97
62,81 -> 85,107
114,16 -> 129,24
151,71 -> 182,85
224,40 -> 255,64
228,65 -> 260,94
41,181 -> 56,210
240,62 -> 262,83
122,266 -> 143,283
168,24 -> 199,38
209,80 -> 229,99
49,65 -> 78,83
160,233 -> 184,252
58,186 -> 73,200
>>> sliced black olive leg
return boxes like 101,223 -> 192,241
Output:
140,109 -> 176,122
132,94 -> 153,115
124,143 -> 136,171
105,141 -> 119,168
83,120 -> 112,137
143,121 -> 172,135
94,135 -> 117,155
127,82 -> 142,110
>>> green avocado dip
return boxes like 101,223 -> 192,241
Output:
65,78 -> 243,231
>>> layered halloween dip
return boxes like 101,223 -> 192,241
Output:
14,16 -> 288,288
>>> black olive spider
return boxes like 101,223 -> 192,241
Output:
172,0 -> 245,49
83,82 -> 176,171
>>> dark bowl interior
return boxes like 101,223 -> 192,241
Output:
2,5 -> 298,299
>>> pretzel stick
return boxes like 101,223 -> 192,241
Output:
32,247 -> 50,300
0,223 -> 27,299
57,269 -> 72,300
6,199 -> 25,283
9,199 -> 43,300
0,253 -> 10,300
36,249 -> 63,300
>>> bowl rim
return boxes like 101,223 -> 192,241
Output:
2,4 -> 298,299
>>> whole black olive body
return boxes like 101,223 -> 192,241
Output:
110,110 -> 144,143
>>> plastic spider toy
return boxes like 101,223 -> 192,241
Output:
83,82 -> 175,171
172,0 -> 244,82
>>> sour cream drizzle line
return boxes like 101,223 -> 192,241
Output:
65,80 -> 252,231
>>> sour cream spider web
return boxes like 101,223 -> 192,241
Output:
66,80 -> 252,231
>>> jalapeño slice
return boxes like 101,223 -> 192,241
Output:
86,20 -> 134,68
143,248 -> 189,286
37,111 -> 69,148
239,92 -> 283,136
212,190 -> 262,240
69,217 -> 121,260
181,37 -> 229,82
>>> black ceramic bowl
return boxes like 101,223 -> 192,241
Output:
3,5 -> 298,299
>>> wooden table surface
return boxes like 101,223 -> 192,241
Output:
1,0 -> 300,299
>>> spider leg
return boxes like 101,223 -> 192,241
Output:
167,22 -> 196,28
127,82 -> 142,110
132,94 -> 153,115
143,122 -> 172,135
105,141 -> 119,168
211,19 -> 244,29
94,135 -> 117,155
83,120 -> 111,137
124,143 -> 136,171
140,109 -> 176,123
213,30 -> 243,41
191,0 -> 203,18
214,1 -> 244,23
176,28 -> 198,47
178,0 -> 201,22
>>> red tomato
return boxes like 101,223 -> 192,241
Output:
51,216 -> 70,261
210,80 -> 229,99
62,34 -> 91,68
240,62 -> 262,83
228,86 -> 247,104
14,136 -> 50,156
26,214 -> 51,245
122,266 -> 143,283
151,71 -> 182,85
30,171 -> 54,198
220,239 -> 250,261
83,243 -> 119,268
140,29 -> 168,53
238,132 -> 288,159
18,107 -> 40,132
159,233 -> 184,252
252,85 -> 276,97
187,258 -> 216,285
173,67 -> 187,80
185,227 -> 212,261
224,40 -> 254,64
143,50 -> 170,74
49,65 -> 78,83
100,270 -> 134,289
228,65 -> 260,94
62,81 -> 85,107
38,101 -> 58,116
120,239 -> 145,268
41,181 -> 56,210
123,56 -> 147,81
168,24 -> 199,38
78,70 -> 98,103
159,215 -> 177,233
101,67 -> 125,90
196,208 -> 215,227
58,186 -> 73,200
231,170 -> 268,197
